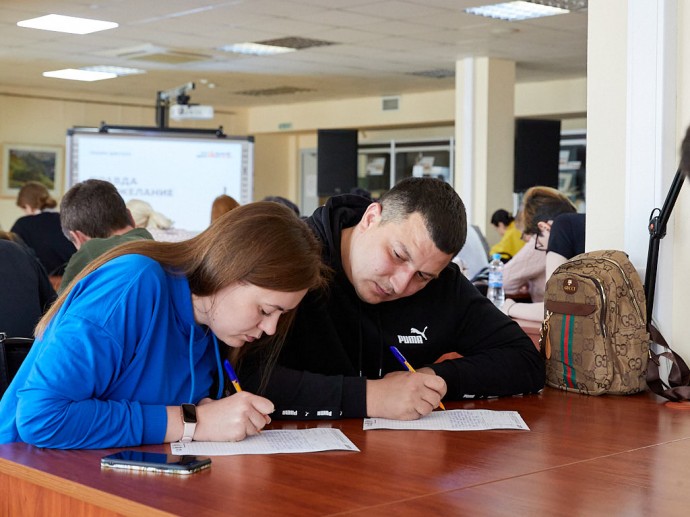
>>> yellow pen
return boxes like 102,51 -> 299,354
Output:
389,346 -> 446,410
223,359 -> 243,393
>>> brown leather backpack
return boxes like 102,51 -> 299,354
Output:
540,250 -> 649,395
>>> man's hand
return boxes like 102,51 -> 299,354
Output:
366,370 -> 447,420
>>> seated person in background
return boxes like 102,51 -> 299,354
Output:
452,224 -> 490,280
238,178 -> 545,421
349,187 -> 373,201
126,199 -> 198,242
126,198 -> 173,229
211,194 -> 240,224
58,179 -> 154,293
0,229 -> 33,254
502,234 -> 547,302
263,196 -> 300,217
0,239 -> 56,337
488,208 -> 525,260
10,181 -> 76,276
501,186 -> 585,322
0,202 -> 328,449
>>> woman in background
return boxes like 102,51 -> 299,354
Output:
211,194 -> 240,223
0,202 -> 329,449
501,233 -> 547,303
501,187 -> 584,321
0,238 -> 56,338
263,196 -> 300,217
126,199 -> 197,242
488,208 -> 525,260
11,181 -> 75,275
126,198 -> 174,230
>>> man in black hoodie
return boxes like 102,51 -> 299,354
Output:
239,177 -> 545,420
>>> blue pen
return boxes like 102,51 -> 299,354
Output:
389,346 -> 446,410
223,359 -> 243,393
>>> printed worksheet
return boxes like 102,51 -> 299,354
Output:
170,428 -> 360,456
363,409 -> 529,431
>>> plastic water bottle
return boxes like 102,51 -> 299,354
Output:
487,253 -> 505,308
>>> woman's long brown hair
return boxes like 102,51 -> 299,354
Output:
36,202 -> 329,389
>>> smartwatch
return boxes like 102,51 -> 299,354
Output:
180,403 -> 197,443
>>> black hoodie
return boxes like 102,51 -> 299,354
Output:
239,195 -> 545,419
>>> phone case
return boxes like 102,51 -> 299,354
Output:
101,451 -> 211,475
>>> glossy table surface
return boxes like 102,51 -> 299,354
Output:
2,389 -> 690,516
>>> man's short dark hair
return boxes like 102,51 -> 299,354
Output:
60,179 -> 131,239
491,209 -> 514,226
379,177 -> 467,256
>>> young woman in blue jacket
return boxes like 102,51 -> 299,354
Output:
0,202 -> 328,449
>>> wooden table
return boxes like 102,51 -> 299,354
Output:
2,389 -> 690,516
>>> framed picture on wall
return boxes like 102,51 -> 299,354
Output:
1,144 -> 63,199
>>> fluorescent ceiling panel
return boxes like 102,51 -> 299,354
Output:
81,66 -> 146,76
43,69 -> 117,81
17,14 -> 118,35
465,1 -> 569,21
217,43 -> 296,56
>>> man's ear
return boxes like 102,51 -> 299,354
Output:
68,230 -> 90,249
359,202 -> 382,230
126,209 -> 136,229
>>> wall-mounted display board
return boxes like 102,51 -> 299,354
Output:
66,127 -> 253,232
358,139 -> 453,199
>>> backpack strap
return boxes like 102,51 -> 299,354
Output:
646,324 -> 690,401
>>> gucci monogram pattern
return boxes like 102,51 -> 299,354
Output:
543,250 -> 649,396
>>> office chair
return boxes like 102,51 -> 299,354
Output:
0,333 -> 34,397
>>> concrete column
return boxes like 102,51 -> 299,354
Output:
455,57 -> 516,239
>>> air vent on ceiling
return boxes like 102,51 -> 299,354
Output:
407,69 -> 455,79
256,37 -> 336,50
381,96 -> 400,111
101,44 -> 211,64
234,86 -> 314,97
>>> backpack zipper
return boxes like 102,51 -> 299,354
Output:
540,311 -> 552,358
590,275 -> 608,339
599,257 -> 644,323
561,257 -> 645,328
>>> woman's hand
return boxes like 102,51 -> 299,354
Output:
194,393 -> 274,442
165,393 -> 274,443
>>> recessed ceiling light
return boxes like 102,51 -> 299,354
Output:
217,42 -> 295,56
43,69 -> 117,81
17,14 -> 118,35
81,65 -> 146,76
465,1 -> 569,21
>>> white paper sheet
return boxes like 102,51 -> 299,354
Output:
363,409 -> 529,431
170,428 -> 360,456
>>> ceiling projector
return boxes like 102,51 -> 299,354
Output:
170,104 -> 214,120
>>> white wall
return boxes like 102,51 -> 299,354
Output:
587,0 -> 690,359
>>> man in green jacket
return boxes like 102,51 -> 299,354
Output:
58,179 -> 153,293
